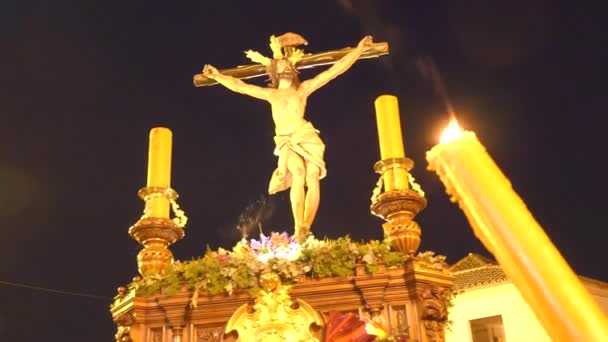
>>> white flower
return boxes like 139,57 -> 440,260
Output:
221,267 -> 236,277
224,282 -> 234,295
257,253 -> 271,263
362,250 -> 376,265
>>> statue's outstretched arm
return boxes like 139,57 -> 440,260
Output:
203,65 -> 269,100
301,36 -> 373,96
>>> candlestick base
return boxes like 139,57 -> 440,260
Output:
371,189 -> 426,255
129,217 -> 184,276
383,218 -> 421,256
130,186 -> 187,276
371,156 -> 426,255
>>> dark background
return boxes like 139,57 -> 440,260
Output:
1,1 -> 606,340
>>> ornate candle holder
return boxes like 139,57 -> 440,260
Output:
370,158 -> 426,255
128,186 -> 188,276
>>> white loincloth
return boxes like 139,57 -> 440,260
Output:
268,121 -> 327,194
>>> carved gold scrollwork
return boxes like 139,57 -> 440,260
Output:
196,327 -> 224,341
114,312 -> 135,342
225,272 -> 323,341
419,284 -> 450,342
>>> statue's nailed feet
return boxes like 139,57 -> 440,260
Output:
295,225 -> 312,243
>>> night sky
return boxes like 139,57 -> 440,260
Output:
1,1 -> 606,341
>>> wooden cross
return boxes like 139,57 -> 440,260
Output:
193,42 -> 389,87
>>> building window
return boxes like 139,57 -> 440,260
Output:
469,315 -> 506,342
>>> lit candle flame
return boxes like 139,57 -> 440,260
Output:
439,118 -> 463,144
427,120 -> 608,339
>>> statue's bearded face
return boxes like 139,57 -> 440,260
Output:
267,58 -> 299,88
276,59 -> 297,81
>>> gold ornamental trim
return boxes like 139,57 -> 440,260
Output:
128,217 -> 184,246
370,189 -> 427,221
225,272 -> 322,341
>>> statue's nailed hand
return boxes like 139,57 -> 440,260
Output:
203,64 -> 218,79
358,35 -> 374,51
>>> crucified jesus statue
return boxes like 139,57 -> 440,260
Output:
201,33 -> 376,240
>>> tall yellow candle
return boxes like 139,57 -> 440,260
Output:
375,95 -> 405,159
426,120 -> 608,341
147,127 -> 172,218
374,95 -> 408,190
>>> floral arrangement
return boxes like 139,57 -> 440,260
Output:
132,232 -> 448,305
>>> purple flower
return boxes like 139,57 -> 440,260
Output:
250,239 -> 261,250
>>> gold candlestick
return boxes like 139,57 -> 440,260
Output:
371,95 -> 426,255
371,158 -> 426,255
129,128 -> 187,276
426,119 -> 608,340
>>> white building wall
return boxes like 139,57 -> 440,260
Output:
446,280 -> 608,342
445,283 -> 550,342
